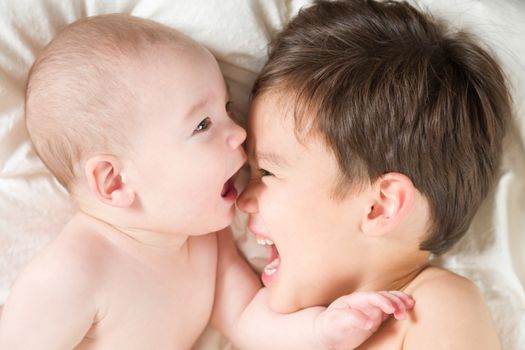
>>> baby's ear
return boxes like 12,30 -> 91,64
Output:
84,155 -> 135,208
361,172 -> 415,236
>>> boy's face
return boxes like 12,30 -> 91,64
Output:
124,44 -> 246,236
238,93 -> 370,313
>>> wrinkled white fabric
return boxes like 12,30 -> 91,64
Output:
0,0 -> 523,349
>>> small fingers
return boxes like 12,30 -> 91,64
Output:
344,309 -> 375,330
388,291 -> 416,310
334,290 -> 415,323
351,292 -> 399,315
378,291 -> 414,320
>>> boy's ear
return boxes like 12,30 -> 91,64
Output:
361,172 -> 415,237
84,155 -> 135,208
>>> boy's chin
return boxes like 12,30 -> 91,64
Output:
267,285 -> 306,314
267,280 -> 334,314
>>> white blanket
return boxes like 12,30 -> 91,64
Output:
0,0 -> 523,349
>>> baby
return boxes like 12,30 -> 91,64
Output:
229,0 -> 510,349
0,14 -> 412,349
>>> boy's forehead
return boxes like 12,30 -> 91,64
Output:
248,149 -> 290,168
247,93 -> 320,166
248,91 -> 322,151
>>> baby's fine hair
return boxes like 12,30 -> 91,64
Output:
252,0 -> 512,254
25,14 -> 188,190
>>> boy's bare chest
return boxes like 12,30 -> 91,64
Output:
83,235 -> 218,349
357,317 -> 406,350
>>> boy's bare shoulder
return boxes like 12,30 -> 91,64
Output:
406,265 -> 478,297
403,266 -> 500,349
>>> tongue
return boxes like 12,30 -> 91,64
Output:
269,244 -> 279,263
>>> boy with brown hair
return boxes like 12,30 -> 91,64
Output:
227,0 -> 510,348
0,13 -> 413,349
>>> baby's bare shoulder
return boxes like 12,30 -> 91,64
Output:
19,216 -> 114,290
0,217 -> 114,345
403,266 -> 500,349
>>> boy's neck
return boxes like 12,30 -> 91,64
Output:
355,247 -> 430,293
359,260 -> 430,293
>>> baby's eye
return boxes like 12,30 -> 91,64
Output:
259,168 -> 273,177
193,117 -> 212,134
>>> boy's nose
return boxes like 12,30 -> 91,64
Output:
237,185 -> 258,214
227,122 -> 247,150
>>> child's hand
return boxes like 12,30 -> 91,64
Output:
314,291 -> 415,350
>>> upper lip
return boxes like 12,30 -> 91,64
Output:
226,156 -> 246,184
228,172 -> 238,185
248,221 -> 270,239
225,164 -> 242,186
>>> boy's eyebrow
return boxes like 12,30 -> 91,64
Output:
254,151 -> 289,168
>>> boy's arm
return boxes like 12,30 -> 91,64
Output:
404,273 -> 500,350
212,228 -> 413,350
0,248 -> 97,349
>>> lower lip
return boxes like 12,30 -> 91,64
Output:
261,245 -> 280,287
261,269 -> 276,287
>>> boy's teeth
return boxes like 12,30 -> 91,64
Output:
264,258 -> 280,276
256,237 -> 274,246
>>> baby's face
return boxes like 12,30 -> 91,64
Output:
238,92 -> 370,313
123,43 -> 246,236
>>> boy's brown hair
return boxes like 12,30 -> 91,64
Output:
252,0 -> 511,254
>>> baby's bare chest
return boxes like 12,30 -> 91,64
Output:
82,236 -> 218,349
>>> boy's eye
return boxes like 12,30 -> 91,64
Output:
193,117 -> 212,134
259,168 -> 273,177
225,101 -> 233,112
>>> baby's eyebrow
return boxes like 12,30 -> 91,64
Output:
185,96 -> 208,120
254,151 -> 289,168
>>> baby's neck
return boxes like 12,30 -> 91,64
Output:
75,211 -> 190,252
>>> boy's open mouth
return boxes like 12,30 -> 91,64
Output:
255,235 -> 281,285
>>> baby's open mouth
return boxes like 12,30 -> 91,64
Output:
221,176 -> 237,201
256,236 -> 281,277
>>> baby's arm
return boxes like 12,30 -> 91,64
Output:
212,228 -> 413,350
0,245 -> 97,348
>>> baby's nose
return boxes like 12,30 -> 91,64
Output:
227,122 -> 247,150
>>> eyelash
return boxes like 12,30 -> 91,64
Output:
226,100 -> 233,113
259,168 -> 273,177
193,117 -> 212,134
192,100 -> 231,135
